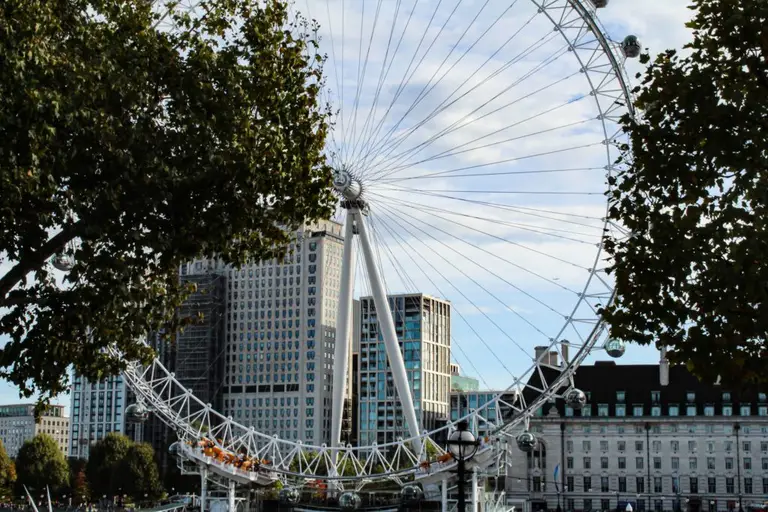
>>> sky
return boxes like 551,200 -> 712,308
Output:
0,0 -> 697,415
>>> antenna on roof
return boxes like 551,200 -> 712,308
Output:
659,346 -> 669,387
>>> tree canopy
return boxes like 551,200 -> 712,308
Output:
15,434 -> 69,492
86,432 -> 132,496
0,0 -> 334,404
602,0 -> 768,388
0,439 -> 15,495
117,443 -> 164,502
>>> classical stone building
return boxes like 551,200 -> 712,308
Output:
506,361 -> 768,512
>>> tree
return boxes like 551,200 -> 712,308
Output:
15,434 -> 69,492
86,432 -> 132,497
0,0 -> 334,405
71,467 -> 89,506
0,439 -> 16,496
602,0 -> 768,388
117,443 -> 164,502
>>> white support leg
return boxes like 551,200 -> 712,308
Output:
472,466 -> 479,512
199,466 -> 208,512
227,480 -> 236,512
442,476 -> 448,511
331,214 -> 358,448
357,213 -> 420,441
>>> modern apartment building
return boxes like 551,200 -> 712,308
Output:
218,219 -> 345,445
68,375 -> 126,458
450,363 -> 480,392
506,360 -> 768,512
0,404 -> 69,458
357,293 -> 452,446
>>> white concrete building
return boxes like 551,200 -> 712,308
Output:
0,404 -> 69,458
216,219 -> 346,445
505,361 -> 768,512
357,293 -> 452,446
68,374 -> 126,458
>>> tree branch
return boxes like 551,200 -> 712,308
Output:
0,225 -> 79,302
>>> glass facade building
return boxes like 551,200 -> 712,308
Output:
357,294 -> 451,446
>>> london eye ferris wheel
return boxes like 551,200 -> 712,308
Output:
103,0 -> 641,497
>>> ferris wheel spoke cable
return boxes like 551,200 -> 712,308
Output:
371,211 -> 518,379
373,202 -> 565,336
363,31 -> 566,179
345,0 -> 410,162
322,0 -> 348,160
376,194 -> 598,245
345,0 -> 386,165
380,95 -> 593,180
370,191 -> 593,274
348,0 -> 448,172
370,194 -> 582,300
374,204 -> 549,349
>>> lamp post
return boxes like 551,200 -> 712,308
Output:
447,420 -> 479,512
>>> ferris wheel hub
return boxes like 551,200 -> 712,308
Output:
333,168 -> 364,205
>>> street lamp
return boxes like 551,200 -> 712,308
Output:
447,420 -> 479,512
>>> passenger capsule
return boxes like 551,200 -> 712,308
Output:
125,403 -> 150,423
401,485 -> 424,504
51,253 -> 75,272
621,35 -> 641,58
605,338 -> 626,358
279,489 -> 300,505
565,388 -> 587,410
339,492 -> 362,511
516,431 -> 537,452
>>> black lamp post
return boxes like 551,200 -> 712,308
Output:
447,420 -> 479,512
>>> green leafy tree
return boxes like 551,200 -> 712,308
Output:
0,0 -> 334,406
15,434 -> 69,492
0,439 -> 15,496
117,443 -> 164,502
86,432 -> 132,497
602,0 -> 768,388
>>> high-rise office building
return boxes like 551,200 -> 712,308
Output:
68,375 -> 126,458
219,219 -> 345,444
357,293 -> 452,446
0,404 -> 69,458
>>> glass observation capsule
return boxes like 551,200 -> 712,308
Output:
621,35 -> 641,58
339,492 -> 362,511
168,442 -> 181,455
516,431 -> 537,452
592,0 -> 609,7
565,388 -> 587,409
51,253 -> 75,272
279,489 -> 300,505
605,338 -> 626,358
125,403 -> 150,423
401,485 -> 424,504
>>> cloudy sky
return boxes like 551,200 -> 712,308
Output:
0,0 -> 696,413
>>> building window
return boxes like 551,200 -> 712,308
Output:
601,457 -> 609,469
708,477 -> 716,493
671,457 -> 679,470
635,440 -> 644,452
567,457 -> 573,469
600,440 -> 609,451
669,404 -> 679,416
651,391 -> 660,402
654,477 -> 662,493
616,391 -> 626,402
583,440 -> 591,451
707,457 -> 716,470
616,404 -> 626,417
743,441 -> 751,452
686,391 -> 696,402
689,440 -> 697,452
532,476 -> 541,492
567,476 -> 574,492
744,478 -> 752,494
619,476 -> 627,492
671,440 -> 679,452
601,477 -> 609,492
687,405 -> 697,416
584,499 -> 592,512
598,404 -> 609,416
723,405 -> 733,416
633,405 -> 644,416
726,457 -> 734,470
744,457 -> 751,470
689,457 -> 698,470
672,477 -> 680,494
618,441 -> 626,452
726,478 -> 734,494
618,457 -> 626,469
651,406 -> 661,416
636,477 -> 645,493
602,500 -> 610,512
636,457 -> 644,469
740,405 -> 751,416
689,477 -> 698,494
704,404 -> 715,416
653,457 -> 661,470
583,476 -> 592,492
584,457 -> 591,469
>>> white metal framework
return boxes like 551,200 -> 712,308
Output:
121,0 -> 637,493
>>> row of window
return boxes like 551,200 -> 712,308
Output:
562,454 -> 768,471
568,439 -> 768,453
538,475 -> 768,495
565,403 -> 768,417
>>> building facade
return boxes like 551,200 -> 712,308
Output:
218,220 -> 345,445
357,293 -> 452,446
451,363 -> 480,392
0,404 -> 69,458
68,375 -> 126,458
506,361 -> 768,512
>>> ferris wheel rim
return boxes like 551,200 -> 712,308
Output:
123,0 -> 636,484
